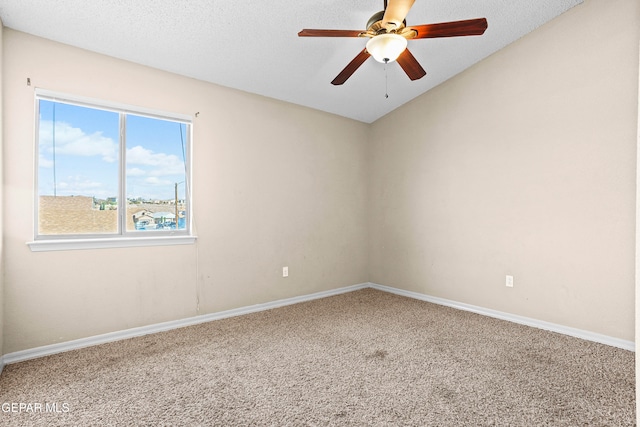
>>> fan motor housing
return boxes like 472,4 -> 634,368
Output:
366,10 -> 407,33
366,11 -> 386,30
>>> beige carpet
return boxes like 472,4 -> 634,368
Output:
0,288 -> 635,426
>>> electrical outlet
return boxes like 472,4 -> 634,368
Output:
283,266 -> 289,277
506,275 -> 514,288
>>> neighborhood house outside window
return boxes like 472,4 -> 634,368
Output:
34,90 -> 192,247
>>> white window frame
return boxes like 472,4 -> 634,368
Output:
28,89 -> 196,251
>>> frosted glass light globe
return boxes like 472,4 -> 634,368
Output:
366,33 -> 408,63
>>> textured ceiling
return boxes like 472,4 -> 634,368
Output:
0,0 -> 583,123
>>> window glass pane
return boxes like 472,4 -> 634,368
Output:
125,115 -> 188,232
38,100 -> 120,235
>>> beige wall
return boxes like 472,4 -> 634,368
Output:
2,29 -> 369,353
369,0 -> 639,341
636,35 -> 640,427
2,0 -> 638,355
0,17 -> 4,362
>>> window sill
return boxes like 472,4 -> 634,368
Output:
27,235 -> 197,252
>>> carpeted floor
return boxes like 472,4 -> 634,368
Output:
0,288 -> 635,426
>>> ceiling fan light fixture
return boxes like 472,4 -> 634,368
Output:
366,33 -> 407,63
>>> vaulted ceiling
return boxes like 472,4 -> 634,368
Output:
0,0 -> 583,123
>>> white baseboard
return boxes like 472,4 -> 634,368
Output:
2,281 -> 633,366
2,282 -> 370,365
369,282 -> 635,352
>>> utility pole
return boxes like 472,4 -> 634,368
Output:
175,182 -> 179,230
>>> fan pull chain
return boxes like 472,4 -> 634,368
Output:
384,59 -> 389,99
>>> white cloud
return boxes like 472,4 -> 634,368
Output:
38,119 -> 185,200
39,153 -> 53,168
143,176 -> 173,186
45,175 -> 114,198
127,145 -> 184,176
127,167 -> 146,176
39,120 -> 117,162
61,176 -> 103,190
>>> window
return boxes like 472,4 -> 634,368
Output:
30,90 -> 194,251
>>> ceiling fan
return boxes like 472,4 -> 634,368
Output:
298,0 -> 488,85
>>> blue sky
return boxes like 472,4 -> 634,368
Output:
38,100 -> 188,201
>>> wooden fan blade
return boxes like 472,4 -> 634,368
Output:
298,29 -> 363,37
382,0 -> 415,29
406,18 -> 487,39
331,49 -> 371,85
396,48 -> 426,81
